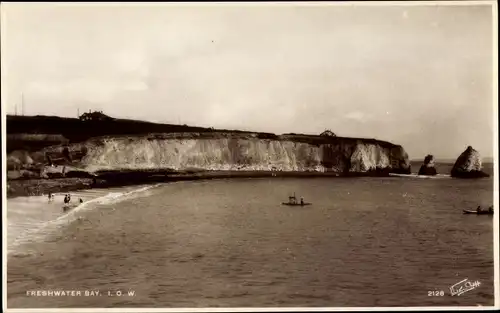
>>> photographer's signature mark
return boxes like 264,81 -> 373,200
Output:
450,278 -> 481,296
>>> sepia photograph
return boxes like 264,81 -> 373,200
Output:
1,1 -> 498,311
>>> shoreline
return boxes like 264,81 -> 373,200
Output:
6,170 -> 396,199
7,165 -> 492,199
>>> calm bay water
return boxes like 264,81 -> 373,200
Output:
7,164 -> 495,308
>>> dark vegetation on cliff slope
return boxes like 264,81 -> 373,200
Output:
7,114 -> 399,153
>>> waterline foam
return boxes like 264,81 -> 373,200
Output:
8,184 -> 161,254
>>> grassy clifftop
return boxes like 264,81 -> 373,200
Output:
7,114 -> 398,153
7,114 -> 275,152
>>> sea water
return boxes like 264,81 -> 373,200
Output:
6,163 -> 495,307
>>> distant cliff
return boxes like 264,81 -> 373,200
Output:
6,115 -> 412,178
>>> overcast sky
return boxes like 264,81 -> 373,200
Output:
1,3 -> 495,159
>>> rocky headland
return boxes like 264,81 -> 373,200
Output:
7,113 -> 412,197
451,146 -> 490,178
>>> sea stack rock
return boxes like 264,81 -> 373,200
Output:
451,146 -> 489,178
418,154 -> 437,176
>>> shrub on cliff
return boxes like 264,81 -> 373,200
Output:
7,151 -> 33,170
7,155 -> 21,170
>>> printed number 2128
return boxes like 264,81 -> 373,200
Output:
428,290 -> 444,296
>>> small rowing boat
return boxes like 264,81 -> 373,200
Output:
282,202 -> 312,206
463,208 -> 493,215
282,193 -> 311,206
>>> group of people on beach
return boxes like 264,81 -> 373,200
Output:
63,194 -> 72,204
48,192 -> 83,205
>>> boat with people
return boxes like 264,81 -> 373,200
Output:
463,206 -> 494,215
282,202 -> 312,206
282,193 -> 311,206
